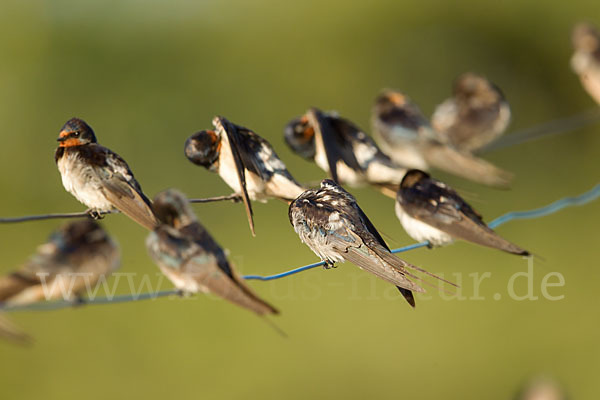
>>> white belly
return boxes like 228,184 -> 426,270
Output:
217,143 -> 267,201
57,152 -> 114,211
395,202 -> 453,246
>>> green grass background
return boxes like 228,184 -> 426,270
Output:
0,0 -> 599,398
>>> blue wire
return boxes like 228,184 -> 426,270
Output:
2,183 -> 599,312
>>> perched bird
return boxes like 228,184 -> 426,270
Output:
285,108 -> 407,196
372,90 -> 512,188
55,118 -> 159,230
146,189 -> 278,315
571,22 -> 600,105
289,179 -> 456,307
395,169 -> 529,255
431,73 -> 511,153
0,220 -> 120,305
185,116 -> 306,235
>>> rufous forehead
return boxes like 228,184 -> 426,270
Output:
59,130 -> 73,138
387,92 -> 406,105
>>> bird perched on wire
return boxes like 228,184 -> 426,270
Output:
288,179 -> 456,308
55,118 -> 159,230
0,220 -> 120,306
185,116 -> 306,236
431,73 -> 511,153
395,169 -> 529,256
371,90 -> 512,188
571,22 -> 600,105
146,189 -> 279,316
285,108 -> 407,197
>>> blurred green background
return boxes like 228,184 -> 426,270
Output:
0,0 -> 598,398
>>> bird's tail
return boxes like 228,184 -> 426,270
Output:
423,143 -> 513,188
0,272 -> 38,302
396,287 -> 416,308
0,313 -> 32,345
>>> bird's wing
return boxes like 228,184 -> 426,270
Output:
307,108 -> 362,183
90,145 -> 158,230
401,179 -> 528,255
218,119 -> 255,236
422,142 -> 513,188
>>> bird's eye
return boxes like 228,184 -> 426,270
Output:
73,131 -> 80,137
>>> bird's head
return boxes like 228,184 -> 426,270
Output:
400,169 -> 430,189
57,118 -> 97,147
184,130 -> 222,169
51,219 -> 109,251
284,115 -> 316,159
572,22 -> 600,53
153,189 -> 197,229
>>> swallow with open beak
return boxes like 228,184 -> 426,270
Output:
289,179 -> 456,308
431,73 -> 511,153
395,169 -> 529,255
372,90 -> 512,188
571,22 -> 600,105
185,116 -> 306,236
0,220 -> 120,306
55,118 -> 159,230
146,189 -> 279,315
285,108 -> 407,197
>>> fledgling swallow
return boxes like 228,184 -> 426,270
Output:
395,170 -> 529,256
289,179 -> 457,308
285,108 -> 407,196
431,73 -> 511,153
0,220 -> 120,306
146,189 -> 279,315
185,116 -> 306,235
371,90 -> 513,188
571,22 -> 600,105
55,118 -> 159,230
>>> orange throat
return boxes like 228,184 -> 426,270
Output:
59,138 -> 82,147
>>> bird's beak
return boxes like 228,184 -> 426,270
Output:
57,130 -> 70,142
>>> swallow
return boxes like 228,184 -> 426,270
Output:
431,73 -> 511,153
185,116 -> 306,235
146,189 -> 278,315
55,118 -> 159,230
0,219 -> 120,306
571,22 -> 600,105
285,108 -> 407,196
371,90 -> 513,188
289,179 -> 456,308
395,169 -> 529,255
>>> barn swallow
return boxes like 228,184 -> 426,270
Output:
431,73 -> 511,153
372,90 -> 512,188
285,108 -> 407,196
571,22 -> 600,105
0,220 -> 120,306
146,189 -> 279,315
185,116 -> 306,235
55,118 -> 159,230
289,179 -> 456,307
395,169 -> 529,255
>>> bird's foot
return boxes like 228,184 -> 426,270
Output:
71,296 -> 87,307
86,209 -> 104,220
322,261 -> 337,270
426,241 -> 434,249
